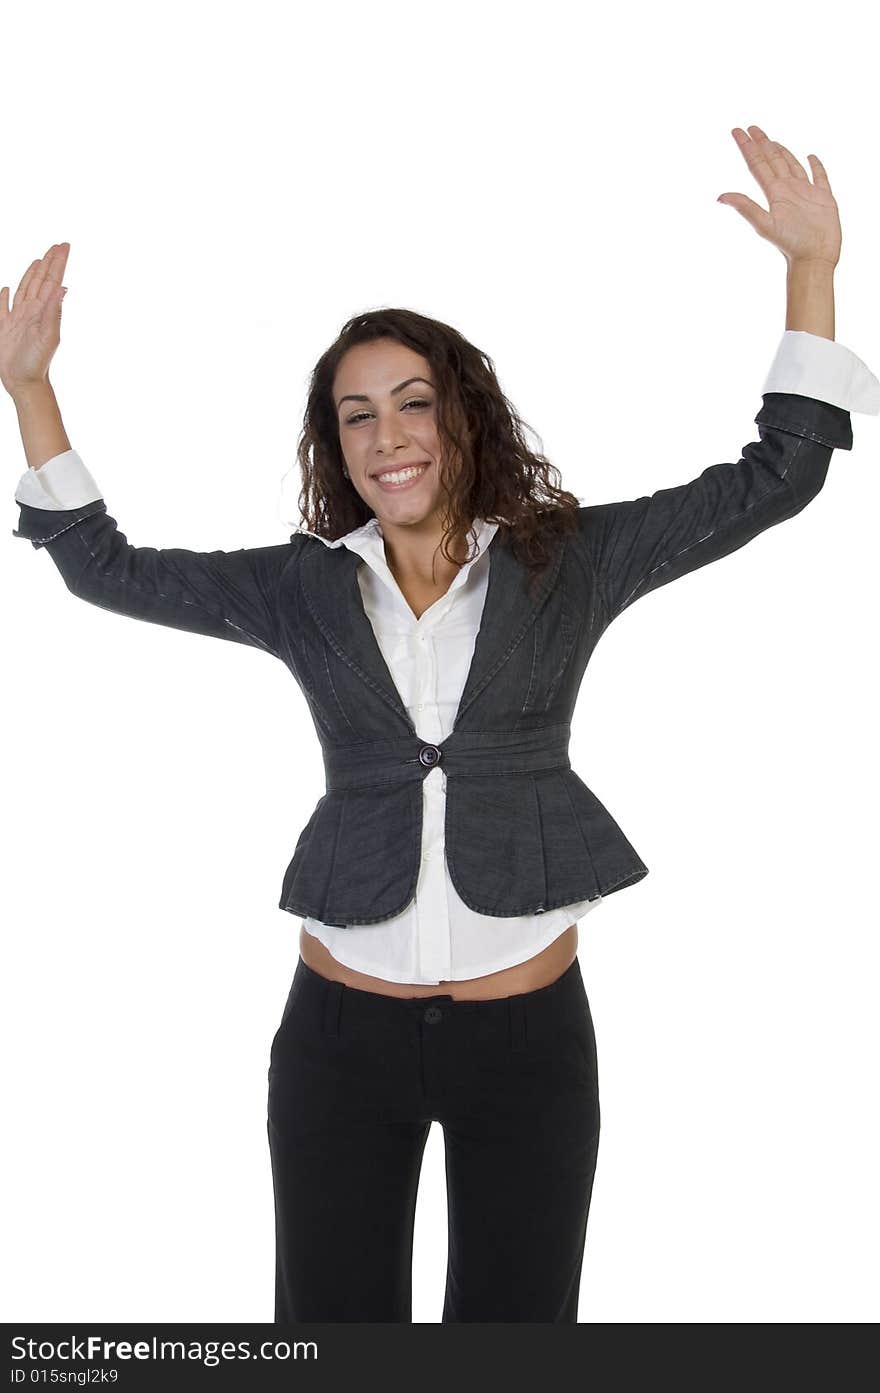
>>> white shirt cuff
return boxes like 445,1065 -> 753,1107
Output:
14,449 -> 104,511
763,330 -> 880,414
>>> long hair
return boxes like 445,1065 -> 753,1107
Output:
291,307 -> 581,593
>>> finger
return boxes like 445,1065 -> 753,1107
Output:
807,153 -> 831,190
41,245 -> 67,296
13,257 -> 45,310
30,276 -> 65,327
22,245 -> 57,303
13,243 -> 69,310
773,141 -> 809,181
745,125 -> 790,182
45,283 -> 67,320
732,126 -> 787,191
716,191 -> 774,239
23,243 -> 68,306
731,128 -> 775,196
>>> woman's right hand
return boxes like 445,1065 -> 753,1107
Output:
0,243 -> 70,398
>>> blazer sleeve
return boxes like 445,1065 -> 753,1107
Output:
12,496 -> 298,660
578,390 -> 854,627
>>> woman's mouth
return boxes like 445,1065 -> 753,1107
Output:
372,462 -> 430,492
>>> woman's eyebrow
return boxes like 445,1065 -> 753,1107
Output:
336,376 -> 434,409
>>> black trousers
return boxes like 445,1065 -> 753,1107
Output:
266,953 -> 600,1323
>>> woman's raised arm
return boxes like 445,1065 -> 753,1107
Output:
578,387 -> 855,627
13,464 -> 296,659
4,245 -> 297,660
579,128 -> 878,626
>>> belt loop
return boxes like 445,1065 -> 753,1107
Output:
323,979 -> 343,1037
508,994 -> 527,1053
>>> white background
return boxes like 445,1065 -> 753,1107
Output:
2,0 -> 877,1325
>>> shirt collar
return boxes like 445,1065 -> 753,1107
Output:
294,515 -> 500,615
296,514 -> 499,566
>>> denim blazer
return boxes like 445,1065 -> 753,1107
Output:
12,391 -> 854,926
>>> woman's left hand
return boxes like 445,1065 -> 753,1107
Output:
718,125 -> 841,269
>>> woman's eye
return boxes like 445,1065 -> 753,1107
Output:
346,399 -> 430,425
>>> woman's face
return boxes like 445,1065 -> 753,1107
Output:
333,338 -> 450,530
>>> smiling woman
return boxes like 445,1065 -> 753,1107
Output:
292,305 -> 584,599
281,315 -> 596,1008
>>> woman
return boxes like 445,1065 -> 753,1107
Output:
4,126 -> 877,1323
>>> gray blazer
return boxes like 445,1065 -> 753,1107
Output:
13,390 -> 854,927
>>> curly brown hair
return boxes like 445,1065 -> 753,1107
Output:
292,306 -> 582,594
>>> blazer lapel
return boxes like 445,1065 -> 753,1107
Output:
452,524 -> 565,728
298,523 -> 566,735
300,541 -> 416,730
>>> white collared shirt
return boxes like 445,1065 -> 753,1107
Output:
14,330 -> 880,982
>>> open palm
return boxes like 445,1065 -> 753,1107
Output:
718,126 -> 841,268
0,243 -> 70,395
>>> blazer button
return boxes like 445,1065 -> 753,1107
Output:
418,744 -> 442,768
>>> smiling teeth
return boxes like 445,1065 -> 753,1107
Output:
377,465 -> 427,484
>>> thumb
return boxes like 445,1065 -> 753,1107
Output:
717,193 -> 773,238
